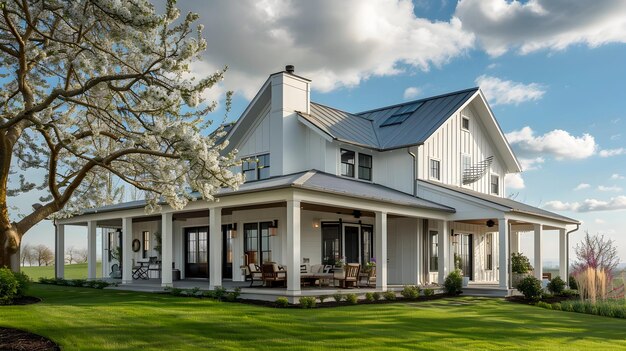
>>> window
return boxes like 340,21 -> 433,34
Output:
485,233 -> 493,270
244,221 -> 273,264
358,153 -> 372,181
430,159 -> 440,181
341,149 -> 355,177
490,174 -> 500,195
462,117 -> 470,130
242,153 -> 270,182
380,102 -> 423,127
142,231 -> 150,258
429,231 -> 439,272
321,223 -> 341,266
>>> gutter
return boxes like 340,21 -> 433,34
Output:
565,223 -> 580,285
407,147 -> 417,196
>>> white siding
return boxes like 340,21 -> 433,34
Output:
418,104 -> 506,196
387,217 -> 420,285
237,105 -> 271,158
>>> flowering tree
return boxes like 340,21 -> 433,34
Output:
0,0 -> 242,270
573,231 -> 619,276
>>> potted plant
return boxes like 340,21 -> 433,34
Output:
511,252 -> 533,288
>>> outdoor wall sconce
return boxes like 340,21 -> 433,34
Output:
227,223 -> 237,239
269,220 -> 278,236
352,210 -> 361,219
486,219 -> 495,228
312,219 -> 320,228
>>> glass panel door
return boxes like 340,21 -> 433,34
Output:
244,223 -> 259,265
260,222 -> 272,263
321,223 -> 341,265
222,224 -> 233,279
185,227 -> 209,278
344,225 -> 360,264
454,233 -> 473,280
360,226 -> 374,266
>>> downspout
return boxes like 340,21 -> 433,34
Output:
407,147 -> 417,196
565,224 -> 580,286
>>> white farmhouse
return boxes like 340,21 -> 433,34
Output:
55,66 -> 578,297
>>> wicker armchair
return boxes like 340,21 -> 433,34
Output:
337,263 -> 360,288
261,263 -> 287,288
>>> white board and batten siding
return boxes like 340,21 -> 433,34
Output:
418,104 -> 506,196
236,105 -> 271,162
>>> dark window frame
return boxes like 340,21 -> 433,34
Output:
485,233 -> 493,271
490,174 -> 500,195
340,149 -> 355,177
429,230 -> 439,272
242,153 -> 270,182
142,231 -> 150,258
244,221 -> 273,264
358,153 -> 372,181
430,159 -> 441,181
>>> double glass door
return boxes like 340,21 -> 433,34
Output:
184,225 -> 234,279
321,223 -> 373,266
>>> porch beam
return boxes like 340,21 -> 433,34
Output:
559,228 -> 567,281
437,220 -> 449,285
55,224 -> 65,279
286,200 -> 301,293
375,211 -> 388,291
498,218 -> 509,289
87,221 -> 97,280
533,223 -> 543,281
209,207 -> 222,289
122,217 -> 133,284
161,212 -> 174,287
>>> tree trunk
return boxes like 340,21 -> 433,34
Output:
0,224 -> 20,271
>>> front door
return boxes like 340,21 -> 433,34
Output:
185,227 -> 209,278
454,233 -> 473,280
344,225 -> 360,264
222,225 -> 233,279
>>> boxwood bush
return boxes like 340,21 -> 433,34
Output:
0,268 -> 19,304
444,270 -> 463,295
547,276 -> 566,295
517,276 -> 543,301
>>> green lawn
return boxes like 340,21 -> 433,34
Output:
1,285 -> 625,350
21,262 -> 102,280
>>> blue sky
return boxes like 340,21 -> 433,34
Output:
17,0 -> 626,266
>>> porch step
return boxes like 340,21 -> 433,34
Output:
462,287 -> 512,298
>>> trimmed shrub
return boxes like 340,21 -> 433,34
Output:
383,291 -> 396,301
12,271 -> 31,297
299,296 -> 316,308
517,276 -> 543,301
0,268 -> 19,304
165,287 -> 183,296
318,295 -> 330,303
226,287 -> 242,302
423,288 -> 434,297
365,292 -> 375,302
547,276 -> 566,295
511,253 -> 533,274
444,270 -> 463,295
552,303 -> 562,311
333,293 -> 343,303
561,289 -> 578,297
400,285 -> 420,300
275,297 -> 289,308
372,292 -> 381,301
70,279 -> 87,287
213,286 -> 227,301
568,275 -> 578,290
536,301 -> 552,309
344,293 -> 358,304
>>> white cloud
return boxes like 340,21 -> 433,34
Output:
544,196 -> 626,212
475,75 -> 545,106
594,218 -> 606,224
610,134 -> 621,141
455,0 -> 626,56
611,174 -> 625,180
574,183 -> 590,191
518,157 -> 544,171
505,173 -> 525,190
505,126 -> 596,160
177,1 -> 475,99
598,185 -> 623,192
599,148 -> 626,157
403,87 -> 422,100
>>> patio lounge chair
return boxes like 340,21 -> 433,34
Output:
261,262 -> 287,288
147,256 -> 161,279
337,263 -> 360,288
359,267 -> 376,287
248,263 -> 263,287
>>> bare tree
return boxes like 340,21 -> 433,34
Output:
65,246 -> 78,264
32,244 -> 54,266
20,242 -> 33,266
0,0 -> 242,270
76,248 -> 88,264
573,231 -> 620,276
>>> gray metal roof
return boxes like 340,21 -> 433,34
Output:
80,170 -> 454,216
298,88 -> 478,151
418,180 -> 579,224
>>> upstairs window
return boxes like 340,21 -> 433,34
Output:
358,154 -> 372,181
462,117 -> 470,130
242,153 -> 270,182
430,159 -> 441,181
490,174 -> 500,195
341,149 -> 355,177
380,102 -> 423,127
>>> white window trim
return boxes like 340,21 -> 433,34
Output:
429,158 -> 441,182
490,173 -> 500,195
461,116 -> 470,131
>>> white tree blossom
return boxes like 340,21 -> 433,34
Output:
0,0 -> 242,270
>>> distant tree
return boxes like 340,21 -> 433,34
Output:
76,248 -> 88,264
19,243 -> 33,266
32,244 -> 54,266
573,231 -> 619,276
65,246 -> 78,264
0,0 -> 242,271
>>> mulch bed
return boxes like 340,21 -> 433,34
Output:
1,296 -> 42,306
506,295 -> 576,305
0,327 -> 59,351
234,292 -> 452,308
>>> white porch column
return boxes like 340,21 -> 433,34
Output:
375,211 -> 388,291
437,220 -> 449,285
415,219 -> 423,285
209,207 -> 223,289
498,218 -> 509,289
101,228 -> 107,277
559,228 -> 567,280
534,223 -> 543,281
161,212 -> 173,287
286,200 -> 301,293
510,231 -> 520,254
55,224 -> 65,279
87,220 -> 97,280
122,217 -> 133,284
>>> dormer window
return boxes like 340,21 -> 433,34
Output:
490,174 -> 500,195
462,117 -> 470,131
341,149 -> 355,177
242,153 -> 270,182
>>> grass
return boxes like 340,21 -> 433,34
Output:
1,285 -> 626,350
21,262 -> 102,280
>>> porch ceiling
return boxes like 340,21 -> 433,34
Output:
455,218 -> 564,231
